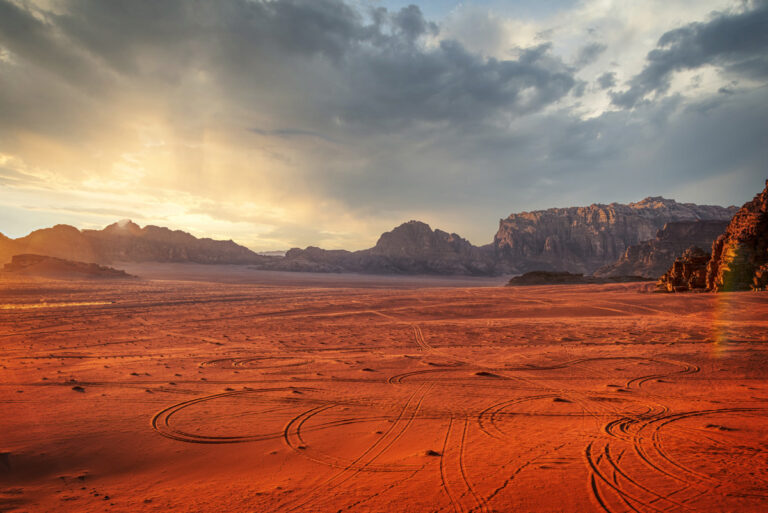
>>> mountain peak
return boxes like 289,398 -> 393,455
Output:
102,219 -> 144,236
627,196 -> 678,208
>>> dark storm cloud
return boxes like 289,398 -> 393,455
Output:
0,0 -> 104,89
0,0 -> 577,133
612,1 -> 768,107
391,4 -> 438,40
336,41 -> 576,129
55,0 -> 363,68
574,42 -> 606,67
596,72 -> 616,89
306,83 -> 766,227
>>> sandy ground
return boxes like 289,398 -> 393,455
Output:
1,269 -> 767,512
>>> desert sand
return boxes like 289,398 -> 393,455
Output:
1,267 -> 767,512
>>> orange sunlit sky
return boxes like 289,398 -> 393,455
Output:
1,0 -> 766,250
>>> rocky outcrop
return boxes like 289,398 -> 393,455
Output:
256,221 -> 496,275
365,221 -> 495,274
0,220 -> 272,266
2,254 -> 135,279
493,198 -> 737,275
656,247 -> 711,292
706,180 -> 768,291
595,220 -> 730,278
507,271 -> 650,286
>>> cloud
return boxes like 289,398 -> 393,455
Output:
596,71 -> 616,89
0,0 -> 765,250
612,1 -> 768,107
574,42 -> 607,67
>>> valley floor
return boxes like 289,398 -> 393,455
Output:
1,274 -> 767,512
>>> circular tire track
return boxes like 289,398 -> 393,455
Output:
199,356 -> 312,369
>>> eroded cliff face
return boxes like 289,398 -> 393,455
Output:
706,180 -> 768,291
594,220 -> 730,278
656,246 -> 711,292
493,198 -> 737,275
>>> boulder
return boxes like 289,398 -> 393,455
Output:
656,247 -> 710,292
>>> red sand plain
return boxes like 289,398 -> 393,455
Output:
1,267 -> 768,512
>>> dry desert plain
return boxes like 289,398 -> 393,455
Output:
2,266 -> 768,513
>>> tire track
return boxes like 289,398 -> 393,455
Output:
152,388 -> 346,444
587,407 -> 768,512
585,441 -> 689,513
279,384 -> 432,511
439,416 -> 490,513
199,357 -> 311,369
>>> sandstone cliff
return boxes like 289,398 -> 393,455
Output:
595,220 -> 730,278
493,198 -> 737,274
706,180 -> 768,291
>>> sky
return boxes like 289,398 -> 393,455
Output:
0,0 -> 766,250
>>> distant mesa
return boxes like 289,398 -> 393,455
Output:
2,254 -> 136,280
506,270 -> 650,287
656,179 -> 768,292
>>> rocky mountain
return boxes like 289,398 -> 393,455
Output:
0,220 -> 270,266
656,247 -> 711,292
2,254 -> 135,280
493,197 -> 737,275
0,196 -> 742,277
706,180 -> 768,291
255,221 -> 496,275
594,220 -> 730,278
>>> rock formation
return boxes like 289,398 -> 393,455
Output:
2,254 -> 135,279
493,198 -> 736,275
257,221 -> 496,275
91,220 -> 265,264
0,220 -> 271,266
507,271 -> 650,287
656,247 -> 711,292
595,220 -> 730,278
365,221 -> 495,274
0,224 -> 101,265
706,180 -> 768,291
0,196 -> 741,277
